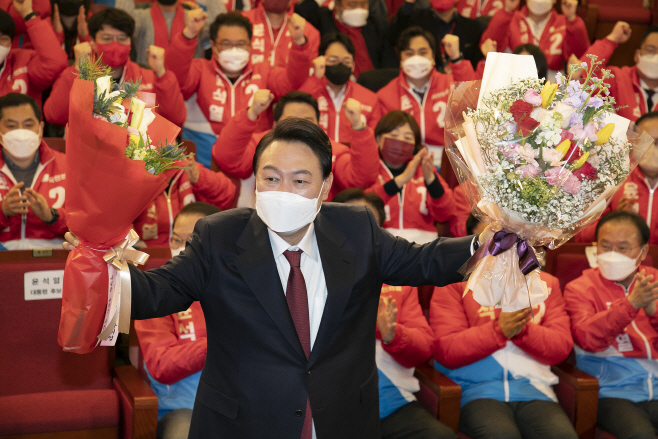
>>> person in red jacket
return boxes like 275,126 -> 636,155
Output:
565,211 -> 658,439
366,110 -> 457,244
241,0 -> 320,68
44,8 -> 186,129
0,2 -> 67,106
377,26 -> 476,167
135,202 -> 220,439
0,0 -> 51,49
133,156 -> 237,247
0,94 -> 67,250
301,31 -> 381,144
457,0 -> 503,19
480,0 -> 589,82
575,111 -> 658,244
164,10 -> 312,169
212,90 -> 380,206
431,273 -> 577,439
51,0 -> 91,61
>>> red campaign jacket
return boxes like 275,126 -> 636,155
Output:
135,301 -> 207,385
299,77 -> 381,144
44,61 -> 186,128
133,164 -> 237,247
457,0 -> 503,19
0,142 -> 68,243
448,185 -> 470,238
0,0 -> 51,49
431,273 -> 573,370
165,31 -> 313,136
211,109 -> 380,200
366,161 -> 455,240
574,167 -> 658,245
480,7 -> 589,73
564,266 -> 658,357
0,17 -> 67,105
377,284 -> 434,369
376,62 -> 476,148
241,5 -> 320,68
584,38 -> 652,121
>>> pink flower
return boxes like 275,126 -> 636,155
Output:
516,164 -> 541,178
569,122 -> 599,142
515,144 -> 539,166
542,148 -> 564,165
500,143 -> 520,159
524,89 -> 543,106
562,174 -> 581,194
127,126 -> 140,136
560,129 -> 574,143
544,167 -> 572,187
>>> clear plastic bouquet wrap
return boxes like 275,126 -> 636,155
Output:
58,57 -> 187,353
445,53 -> 654,312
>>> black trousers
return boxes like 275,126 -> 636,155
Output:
597,398 -> 658,439
381,401 -> 457,439
459,398 -> 578,439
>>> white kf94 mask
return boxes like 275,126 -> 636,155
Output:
255,181 -> 325,233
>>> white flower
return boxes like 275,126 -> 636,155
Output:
95,76 -> 112,100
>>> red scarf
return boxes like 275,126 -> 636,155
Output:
334,14 -> 374,78
151,3 -> 186,50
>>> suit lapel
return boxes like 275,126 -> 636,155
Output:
234,211 -> 306,360
308,213 -> 356,368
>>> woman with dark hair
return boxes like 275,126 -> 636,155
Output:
366,110 -> 456,243
513,43 -> 547,80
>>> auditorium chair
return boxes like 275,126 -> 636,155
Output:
44,137 -> 66,154
357,68 -> 400,93
0,249 -> 158,439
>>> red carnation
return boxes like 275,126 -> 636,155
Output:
510,100 -> 534,122
563,141 -> 583,164
573,162 -> 597,180
518,116 -> 540,136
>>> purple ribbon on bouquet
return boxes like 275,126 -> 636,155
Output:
466,231 -> 540,276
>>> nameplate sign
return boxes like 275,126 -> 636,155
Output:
24,270 -> 64,300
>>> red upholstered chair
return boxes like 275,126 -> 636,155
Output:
0,249 -> 158,439
414,362 -> 462,434
44,137 -> 66,154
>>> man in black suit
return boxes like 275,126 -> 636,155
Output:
66,118 -> 475,438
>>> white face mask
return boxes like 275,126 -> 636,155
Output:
340,8 -> 369,27
256,181 -> 325,233
0,45 -> 10,65
402,55 -> 433,80
597,251 -> 640,281
171,246 -> 183,258
2,129 -> 40,160
217,47 -> 250,73
526,0 -> 553,15
637,54 -> 658,80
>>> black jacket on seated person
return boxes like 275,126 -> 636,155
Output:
391,1 -> 484,70
295,0 -> 398,72
129,203 -> 473,438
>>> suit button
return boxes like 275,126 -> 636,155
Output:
307,370 -> 311,375
295,409 -> 303,417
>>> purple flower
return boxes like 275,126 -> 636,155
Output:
516,164 -> 541,178
524,89 -> 543,106
586,96 -> 604,109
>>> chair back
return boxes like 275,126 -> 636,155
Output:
44,137 -> 66,154
357,68 -> 400,93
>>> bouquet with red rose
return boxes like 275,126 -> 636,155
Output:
444,53 -> 653,312
58,60 -> 186,353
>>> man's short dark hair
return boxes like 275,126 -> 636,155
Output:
374,110 -> 422,153
595,211 -> 650,246
273,91 -> 320,123
318,31 -> 355,58
466,213 -> 481,236
642,25 -> 658,45
0,9 -> 16,41
396,26 -> 436,57
0,93 -> 41,122
210,12 -> 253,43
636,111 -> 658,127
513,44 -> 547,81
88,8 -> 135,39
174,202 -> 221,228
253,118 -> 333,179
332,188 -> 386,227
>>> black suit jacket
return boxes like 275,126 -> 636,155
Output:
129,203 -> 472,438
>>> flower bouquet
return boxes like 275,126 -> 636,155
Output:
58,56 -> 188,353
445,52 -> 654,312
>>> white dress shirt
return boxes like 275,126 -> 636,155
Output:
267,223 -> 328,439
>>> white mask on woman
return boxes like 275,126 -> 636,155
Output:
340,8 -> 369,27
2,129 -> 40,160
0,45 -> 10,65
637,54 -> 658,80
217,47 -> 250,73
597,251 -> 640,282
402,55 -> 433,80
256,182 -> 325,233
526,0 -> 553,15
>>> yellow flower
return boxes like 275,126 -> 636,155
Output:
540,81 -> 558,108
129,98 -> 146,129
595,123 -> 614,145
555,139 -> 571,157
571,151 -> 590,170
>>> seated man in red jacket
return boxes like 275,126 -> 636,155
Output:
212,90 -> 380,206
0,1 -> 67,106
0,93 -> 67,250
565,211 -> 658,439
44,8 -> 186,129
135,202 -> 220,439
431,245 -> 576,438
165,10 -> 313,169
300,31 -> 381,144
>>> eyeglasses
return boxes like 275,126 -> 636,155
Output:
598,244 -> 641,256
218,40 -> 250,51
97,33 -> 131,44
326,56 -> 354,68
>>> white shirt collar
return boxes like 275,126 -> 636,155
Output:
267,223 -> 319,262
640,78 -> 658,92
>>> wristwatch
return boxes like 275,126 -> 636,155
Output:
23,11 -> 38,21
449,52 -> 464,64
43,208 -> 59,225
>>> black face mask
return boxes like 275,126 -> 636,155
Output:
324,63 -> 352,86
158,0 -> 178,6
56,0 -> 83,16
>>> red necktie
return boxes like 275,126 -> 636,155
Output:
283,250 -> 313,439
